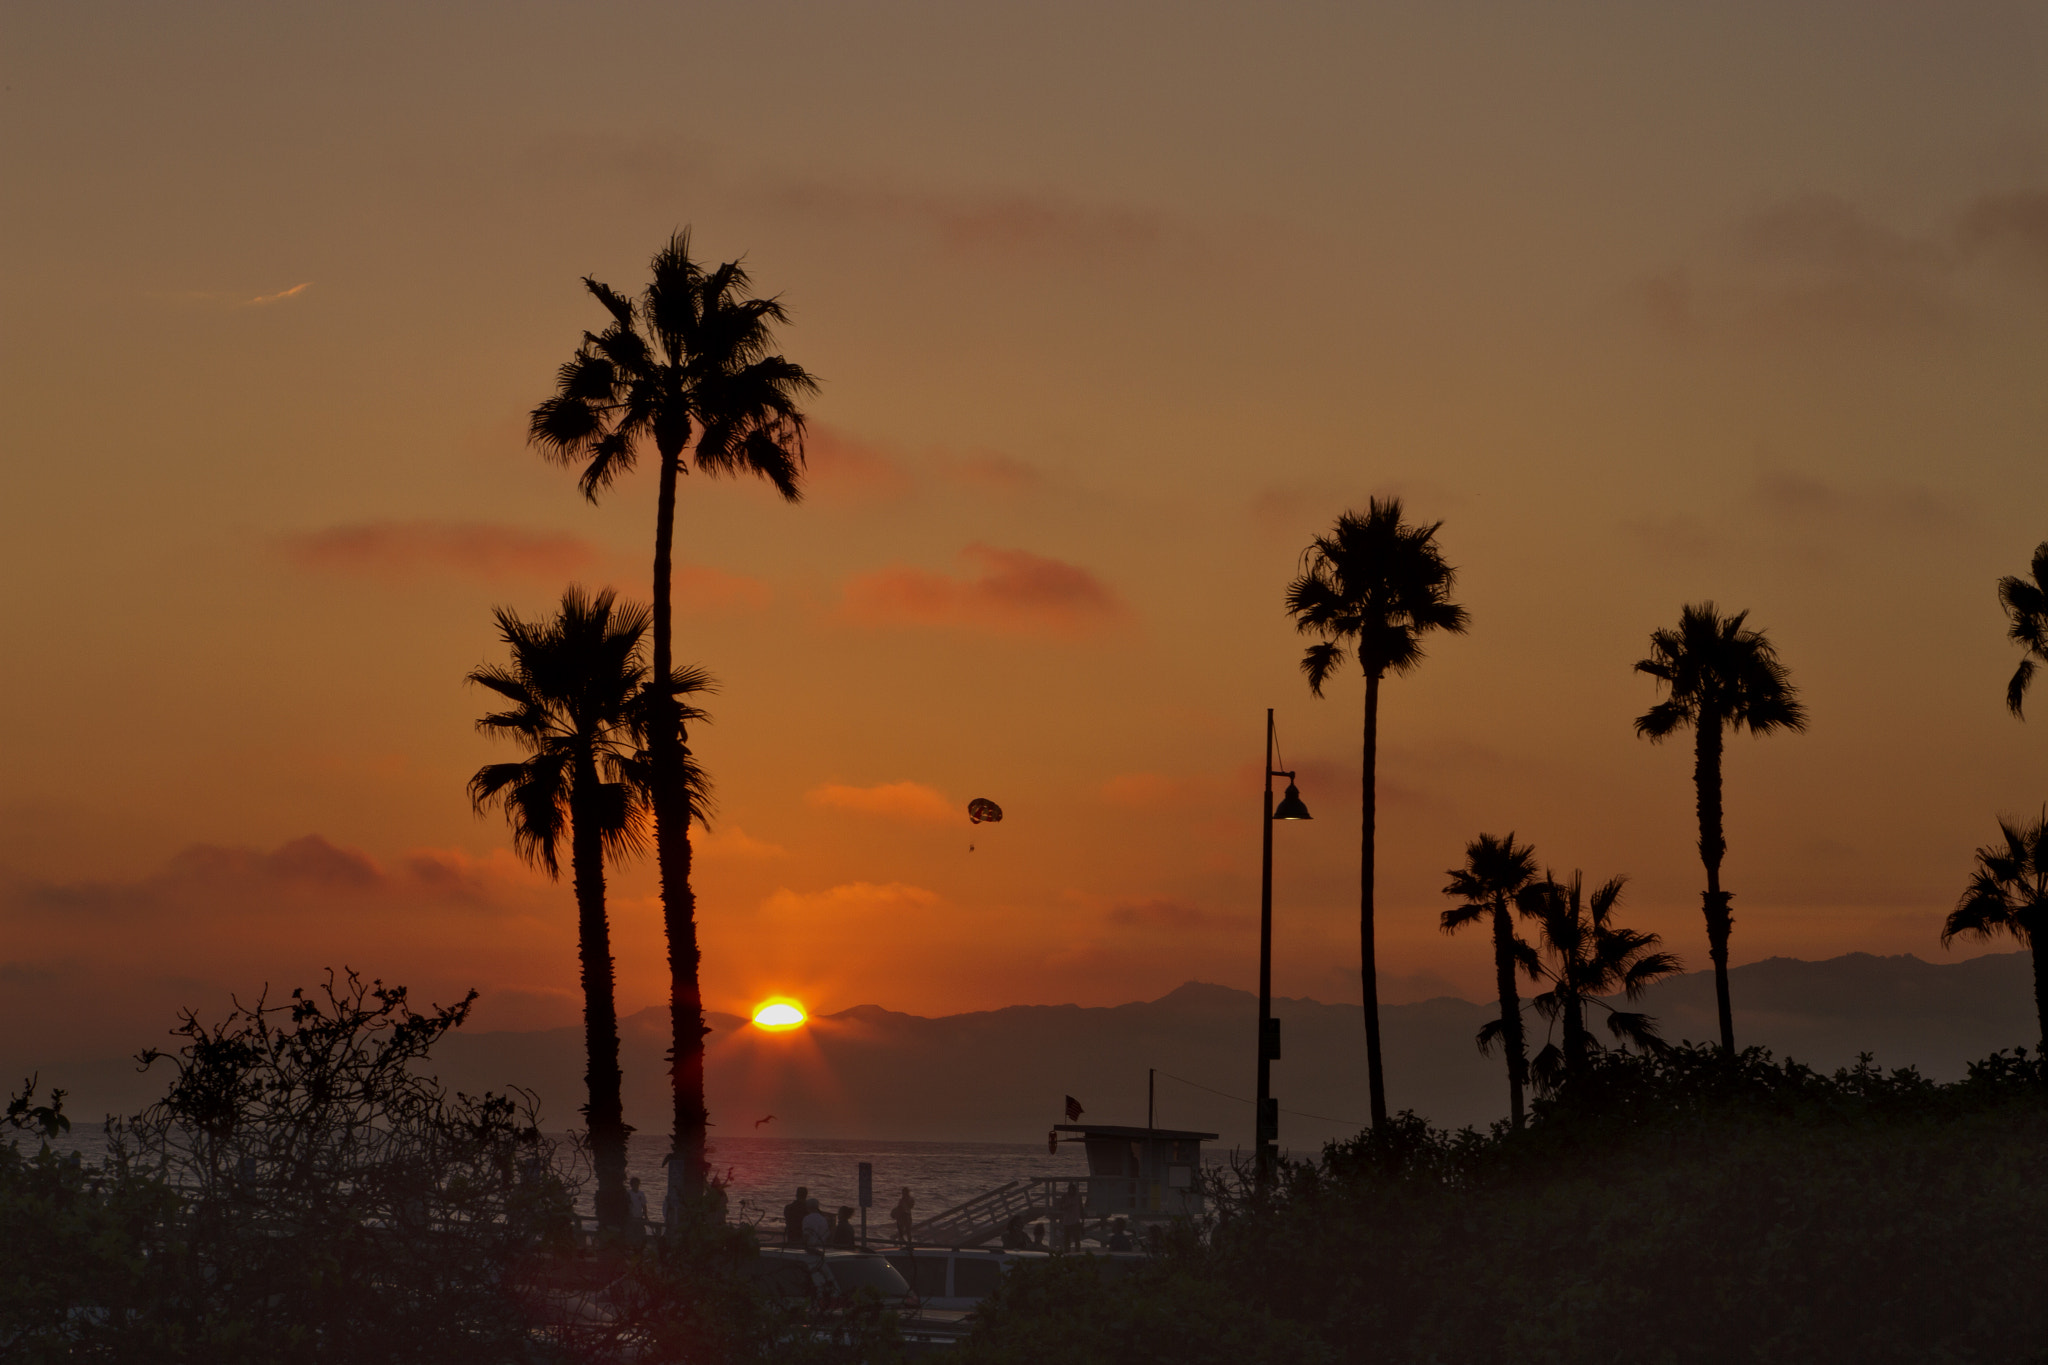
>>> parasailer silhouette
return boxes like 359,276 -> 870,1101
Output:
967,797 -> 1003,851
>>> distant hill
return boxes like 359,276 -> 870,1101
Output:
29,951 -> 2037,1150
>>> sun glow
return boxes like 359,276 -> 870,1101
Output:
752,1001 -> 806,1029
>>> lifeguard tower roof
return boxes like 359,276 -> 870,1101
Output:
1052,1124 -> 1217,1141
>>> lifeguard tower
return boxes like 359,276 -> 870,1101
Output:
1051,1122 -> 1219,1223
905,1122 -> 1220,1246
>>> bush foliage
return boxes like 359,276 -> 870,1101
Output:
959,1045 -> 2048,1365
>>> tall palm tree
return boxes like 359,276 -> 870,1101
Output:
1998,541 -> 2048,718
1516,870 -> 1681,1094
1288,499 -> 1467,1128
1943,811 -> 2048,1047
529,231 -> 816,1203
1634,602 -> 1807,1054
467,587 -> 656,1234
1441,833 -> 1542,1129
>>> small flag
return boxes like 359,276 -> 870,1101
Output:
1064,1095 -> 1084,1122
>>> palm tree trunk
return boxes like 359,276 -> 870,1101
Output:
1361,669 -> 1388,1128
648,444 -> 710,1206
2029,931 -> 2048,1051
570,774 -> 630,1234
1491,902 -> 1526,1128
1694,713 -> 1735,1053
1563,989 -> 1587,1080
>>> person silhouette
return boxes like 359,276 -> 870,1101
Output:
1058,1181 -> 1085,1251
802,1197 -> 830,1248
783,1186 -> 810,1246
828,1205 -> 857,1248
626,1176 -> 649,1234
890,1186 -> 916,1243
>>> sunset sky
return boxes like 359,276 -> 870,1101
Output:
3,3 -> 2045,1077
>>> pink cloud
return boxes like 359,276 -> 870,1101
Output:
944,451 -> 1045,496
841,544 -> 1125,638
279,520 -> 771,611
806,425 -> 914,500
1097,773 -> 1196,806
768,180 -> 1173,263
1105,897 -> 1223,930
281,521 -> 599,583
805,782 -> 957,824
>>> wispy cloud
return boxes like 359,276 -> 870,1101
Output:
1623,468 -> 1968,569
248,282 -> 312,306
806,426 -> 915,501
277,520 -> 772,611
805,782 -> 957,824
1626,187 -> 2048,342
0,835 -> 579,1052
764,178 -> 1178,265
841,544 -> 1125,638
1104,897 -> 1226,930
282,521 -> 599,582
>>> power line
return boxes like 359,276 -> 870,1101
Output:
1151,1069 -> 1366,1131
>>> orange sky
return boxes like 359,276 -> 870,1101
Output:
3,4 -> 2046,1069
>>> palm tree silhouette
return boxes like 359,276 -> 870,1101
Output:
1943,811 -> 2048,1047
466,586 -> 711,1234
1998,541 -> 2048,718
1287,499 -> 1467,1128
1516,870 -> 1680,1094
1441,833 -> 1542,1129
1634,602 -> 1807,1054
529,231 -> 815,1202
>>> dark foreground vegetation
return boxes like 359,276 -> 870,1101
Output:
11,979 -> 2048,1364
960,1046 -> 2048,1365
0,974 -> 896,1364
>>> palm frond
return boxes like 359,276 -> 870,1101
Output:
1440,902 -> 1488,933
1474,1015 -> 1505,1057
1602,1009 -> 1666,1052
2009,658 -> 2037,720
1299,641 -> 1345,698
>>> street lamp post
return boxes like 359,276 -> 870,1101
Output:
1257,708 -> 1311,1188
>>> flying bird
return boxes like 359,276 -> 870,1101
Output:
754,1114 -> 777,1129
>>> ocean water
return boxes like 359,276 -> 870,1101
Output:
27,1126 -> 1241,1231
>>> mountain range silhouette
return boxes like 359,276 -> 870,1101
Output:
33,950 -> 2033,1148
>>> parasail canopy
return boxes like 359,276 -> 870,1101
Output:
967,798 -> 1004,825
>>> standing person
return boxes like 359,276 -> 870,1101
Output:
783,1186 -> 810,1246
828,1206 -> 857,1248
1058,1182 -> 1085,1251
626,1177 -> 649,1237
890,1186 -> 916,1243
801,1197 -> 830,1248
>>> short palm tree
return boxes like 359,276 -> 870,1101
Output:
1634,602 -> 1807,1053
467,586 -> 711,1234
530,231 -> 816,1203
1516,870 -> 1681,1094
1998,541 -> 2048,718
1943,812 -> 2048,1047
1289,499 -> 1468,1128
1442,833 -> 1542,1129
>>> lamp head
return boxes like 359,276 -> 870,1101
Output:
1273,781 -> 1312,821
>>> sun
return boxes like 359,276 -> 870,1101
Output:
752,1001 -> 806,1030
